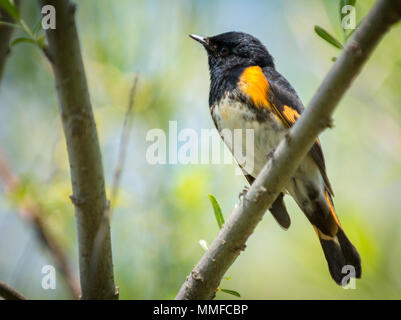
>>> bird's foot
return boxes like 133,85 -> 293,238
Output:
239,185 -> 250,202
266,147 -> 276,160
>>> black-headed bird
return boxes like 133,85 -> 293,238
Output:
190,31 -> 361,285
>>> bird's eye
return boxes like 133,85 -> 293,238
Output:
220,47 -> 229,56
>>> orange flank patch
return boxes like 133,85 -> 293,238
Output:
282,105 -> 300,124
238,66 -> 271,109
324,190 -> 342,228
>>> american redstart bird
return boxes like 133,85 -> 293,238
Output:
190,31 -> 361,285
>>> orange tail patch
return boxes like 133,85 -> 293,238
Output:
313,225 -> 334,240
324,189 -> 342,228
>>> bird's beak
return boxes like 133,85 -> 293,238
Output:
189,34 -> 209,47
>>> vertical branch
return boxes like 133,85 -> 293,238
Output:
38,0 -> 117,299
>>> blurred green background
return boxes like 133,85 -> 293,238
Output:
0,0 -> 400,299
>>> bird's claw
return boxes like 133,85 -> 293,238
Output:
266,147 -> 276,160
239,185 -> 249,202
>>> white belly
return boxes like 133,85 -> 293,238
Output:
211,97 -> 288,177
211,95 -> 330,223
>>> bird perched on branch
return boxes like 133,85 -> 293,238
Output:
190,31 -> 361,285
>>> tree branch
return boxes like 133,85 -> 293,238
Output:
89,74 -> 139,291
38,0 -> 117,299
0,0 -> 19,82
0,281 -> 27,300
176,0 -> 401,300
0,150 -> 80,299
109,74 -> 139,217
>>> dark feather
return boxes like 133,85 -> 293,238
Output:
263,67 -> 334,195
242,171 -> 291,229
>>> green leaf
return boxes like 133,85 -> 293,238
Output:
219,288 -> 241,298
340,0 -> 357,42
345,21 -> 361,41
340,0 -> 356,20
0,0 -> 20,21
199,239 -> 209,252
36,34 -> 46,48
32,18 -> 43,37
208,194 -> 225,229
10,37 -> 36,47
0,20 -> 19,28
223,276 -> 231,280
314,25 -> 343,49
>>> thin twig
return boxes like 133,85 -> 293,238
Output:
89,74 -> 139,291
109,74 -> 139,218
0,281 -> 27,300
0,150 -> 80,299
175,0 -> 401,300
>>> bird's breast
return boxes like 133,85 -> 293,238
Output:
211,94 -> 288,176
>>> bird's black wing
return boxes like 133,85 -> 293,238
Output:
263,67 -> 334,195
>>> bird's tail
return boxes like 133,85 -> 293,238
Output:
313,190 -> 361,285
314,226 -> 361,285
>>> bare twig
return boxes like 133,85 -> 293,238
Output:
109,74 -> 139,217
89,74 -> 139,289
0,1 -> 79,299
0,150 -> 80,299
39,0 -> 117,299
176,0 -> 401,300
0,281 -> 27,300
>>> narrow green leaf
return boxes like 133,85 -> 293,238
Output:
36,34 -> 46,48
0,20 -> 19,29
340,0 -> 356,20
340,0 -> 357,42
208,194 -> 225,229
199,239 -> 209,252
32,18 -> 43,37
345,21 -> 361,41
10,37 -> 36,47
314,25 -> 343,49
0,0 -> 20,21
219,288 -> 241,298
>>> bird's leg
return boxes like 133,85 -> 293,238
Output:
238,185 -> 250,202
266,147 -> 276,160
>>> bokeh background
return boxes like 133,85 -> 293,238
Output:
0,0 -> 400,299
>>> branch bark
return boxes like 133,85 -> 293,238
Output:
0,281 -> 27,300
176,0 -> 401,300
38,0 -> 117,299
0,0 -> 19,82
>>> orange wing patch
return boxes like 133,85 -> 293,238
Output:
238,66 -> 271,110
282,105 -> 300,124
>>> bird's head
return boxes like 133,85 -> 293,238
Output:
189,31 -> 275,75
